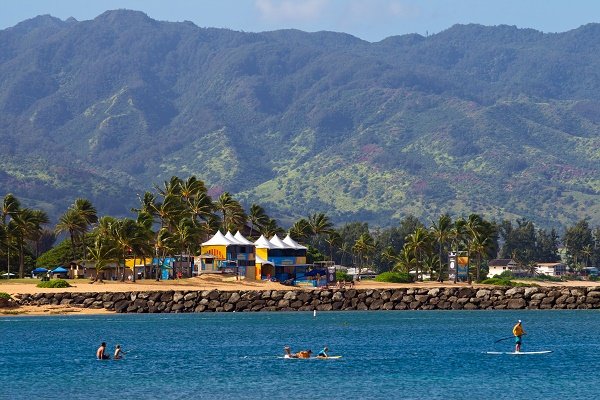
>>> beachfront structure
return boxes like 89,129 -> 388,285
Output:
487,259 -> 524,277
255,234 -> 309,282
536,262 -> 567,277
254,235 -> 275,280
200,231 -> 256,279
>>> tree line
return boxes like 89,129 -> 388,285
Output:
1,175 -> 600,280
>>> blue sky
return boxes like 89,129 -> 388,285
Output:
2,0 -> 600,42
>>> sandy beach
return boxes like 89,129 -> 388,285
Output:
1,275 -> 598,316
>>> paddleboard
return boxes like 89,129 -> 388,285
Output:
278,356 -> 343,359
485,351 -> 552,355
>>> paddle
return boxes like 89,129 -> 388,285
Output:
495,333 -> 526,343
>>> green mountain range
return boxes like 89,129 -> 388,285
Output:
1,10 -> 599,229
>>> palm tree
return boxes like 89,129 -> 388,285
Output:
215,192 -> 246,232
72,198 -> 98,271
464,214 -> 484,281
129,220 -> 154,283
1,194 -> 21,225
1,194 -> 21,276
87,235 -> 117,282
430,214 -> 452,281
405,227 -> 431,281
248,204 -> 269,239
353,232 -> 375,279
381,246 -> 400,272
261,218 -> 285,238
55,209 -> 87,262
289,218 -> 312,242
12,208 -> 49,278
172,218 -> 201,278
179,176 -> 207,204
582,244 -> 593,268
154,227 -> 175,281
109,218 -> 141,281
308,213 -> 334,237
156,176 -> 183,198
187,193 -> 214,236
449,218 -> 467,283
324,231 -> 341,262
394,246 -> 417,275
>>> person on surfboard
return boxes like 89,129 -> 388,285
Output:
284,346 -> 312,358
284,346 -> 298,358
296,350 -> 312,359
317,346 -> 329,358
512,320 -> 526,352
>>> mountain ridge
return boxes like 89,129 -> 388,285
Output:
0,10 -> 598,229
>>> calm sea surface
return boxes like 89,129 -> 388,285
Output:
2,310 -> 599,399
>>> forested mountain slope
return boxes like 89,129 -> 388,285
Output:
0,10 -> 599,228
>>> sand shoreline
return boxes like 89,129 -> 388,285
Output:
2,275 -> 599,316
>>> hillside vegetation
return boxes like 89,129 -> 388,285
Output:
0,10 -> 599,229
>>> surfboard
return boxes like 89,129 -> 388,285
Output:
278,355 -> 343,359
485,350 -> 552,355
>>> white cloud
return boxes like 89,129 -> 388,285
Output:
387,1 -> 420,18
255,0 -> 329,21
347,0 -> 420,20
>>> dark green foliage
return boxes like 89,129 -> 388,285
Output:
36,279 -> 71,288
36,239 -> 79,268
336,270 -> 351,282
0,12 -> 599,230
481,277 -> 528,287
533,274 -> 563,282
0,292 -> 11,300
375,271 -> 414,283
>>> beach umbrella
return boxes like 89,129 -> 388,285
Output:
52,267 -> 69,273
1,272 -> 16,277
32,267 -> 48,274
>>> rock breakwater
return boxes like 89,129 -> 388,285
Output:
12,286 -> 600,313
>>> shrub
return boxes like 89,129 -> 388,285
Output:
534,274 -> 562,282
336,270 -> 352,282
375,271 -> 414,283
37,279 -> 71,288
497,270 -> 514,279
0,292 -> 11,300
481,278 -> 530,287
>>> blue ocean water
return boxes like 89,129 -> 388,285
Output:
1,310 -> 599,399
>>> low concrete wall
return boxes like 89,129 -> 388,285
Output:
13,286 -> 600,313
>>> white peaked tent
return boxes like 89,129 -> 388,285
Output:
255,254 -> 273,266
234,231 -> 255,245
201,231 -> 235,246
269,234 -> 292,249
283,234 -> 308,250
254,235 -> 274,249
224,231 -> 242,245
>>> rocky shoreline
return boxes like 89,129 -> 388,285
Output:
11,286 -> 600,313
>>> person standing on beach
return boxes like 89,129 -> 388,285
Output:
97,342 -> 109,360
513,320 -> 526,352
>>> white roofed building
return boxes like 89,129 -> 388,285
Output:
200,231 -> 256,279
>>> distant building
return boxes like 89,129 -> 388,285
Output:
487,259 -> 522,277
536,262 -> 567,277
200,231 -> 256,280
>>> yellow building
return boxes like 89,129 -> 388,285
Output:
200,231 -> 256,280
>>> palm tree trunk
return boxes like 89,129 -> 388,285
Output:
19,240 -> 25,278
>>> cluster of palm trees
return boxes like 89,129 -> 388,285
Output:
2,175 -> 501,283
49,176 -> 342,281
382,214 -> 497,281
1,194 -> 49,278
